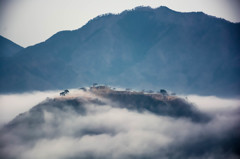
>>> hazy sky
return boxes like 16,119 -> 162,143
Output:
0,0 -> 239,47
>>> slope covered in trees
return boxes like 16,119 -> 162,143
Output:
0,6 -> 239,96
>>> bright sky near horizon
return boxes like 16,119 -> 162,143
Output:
0,0 -> 239,47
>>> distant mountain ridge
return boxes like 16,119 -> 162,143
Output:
0,6 -> 240,96
0,35 -> 23,57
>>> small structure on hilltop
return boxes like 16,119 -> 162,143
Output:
147,90 -> 154,93
90,85 -> 111,92
96,86 -> 108,89
79,87 -> 87,91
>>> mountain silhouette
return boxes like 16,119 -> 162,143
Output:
0,6 -> 240,96
0,35 -> 23,58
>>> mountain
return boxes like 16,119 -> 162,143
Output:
0,6 -> 240,96
0,35 -> 23,57
0,87 -> 239,158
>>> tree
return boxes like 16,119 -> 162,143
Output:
60,90 -> 69,96
147,90 -> 154,93
160,89 -> 168,96
60,92 -> 65,96
64,90 -> 69,94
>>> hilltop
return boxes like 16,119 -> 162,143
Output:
1,85 -> 239,159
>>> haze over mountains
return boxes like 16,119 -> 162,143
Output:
0,6 -> 240,96
1,5 -> 240,159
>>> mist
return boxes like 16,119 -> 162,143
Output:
0,90 -> 239,159
0,90 -> 60,127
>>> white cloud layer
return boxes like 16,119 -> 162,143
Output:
188,95 -> 240,115
0,90 -> 59,127
0,90 -> 239,158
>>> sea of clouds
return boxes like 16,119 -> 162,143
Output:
0,90 -> 60,127
0,90 -> 239,159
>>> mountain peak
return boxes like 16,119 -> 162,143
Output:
0,7 -> 239,96
0,35 -> 23,57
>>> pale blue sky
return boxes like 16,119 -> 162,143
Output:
0,0 -> 239,47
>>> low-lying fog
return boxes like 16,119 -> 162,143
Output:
0,89 -> 239,159
0,90 -> 60,126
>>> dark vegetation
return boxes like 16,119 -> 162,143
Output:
109,93 -> 209,122
0,6 -> 239,96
